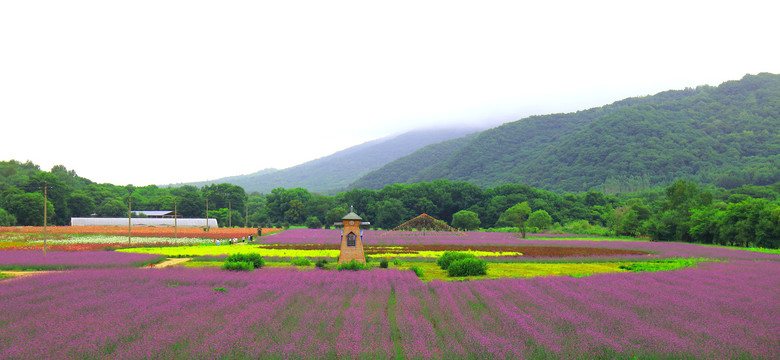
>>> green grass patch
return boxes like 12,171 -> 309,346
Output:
523,236 -> 643,242
618,258 -> 708,272
336,260 -> 370,271
744,248 -> 780,255
290,257 -> 311,266
222,261 -> 254,271
180,261 -> 222,268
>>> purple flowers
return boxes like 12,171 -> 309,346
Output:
266,229 -> 780,261
0,250 -> 162,269
0,258 -> 777,359
1,229 -> 777,358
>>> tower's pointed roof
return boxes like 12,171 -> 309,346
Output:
342,206 -> 362,220
342,211 -> 363,220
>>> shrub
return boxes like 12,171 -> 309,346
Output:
337,260 -> 369,271
447,257 -> 488,277
315,259 -> 328,268
225,253 -> 265,269
305,216 -> 322,229
393,258 -> 403,266
379,259 -> 389,268
212,286 -> 229,293
409,265 -> 424,278
451,210 -> 481,230
222,261 -> 254,271
291,257 -> 311,266
436,251 -> 475,270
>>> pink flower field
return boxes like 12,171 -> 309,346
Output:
1,257 -> 778,358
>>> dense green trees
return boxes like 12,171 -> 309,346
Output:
0,161 -> 251,227
689,198 -> 780,248
0,208 -> 15,226
642,180 -> 779,248
1,159 -> 777,248
1,192 -> 54,226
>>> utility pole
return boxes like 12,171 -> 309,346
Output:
174,198 -> 178,242
205,198 -> 210,230
245,203 -> 248,228
43,183 -> 48,255
128,194 -> 132,245
228,200 -> 232,228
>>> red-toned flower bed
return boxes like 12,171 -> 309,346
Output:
0,226 -> 280,239
4,242 -> 186,252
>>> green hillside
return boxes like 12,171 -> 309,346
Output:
350,73 -> 780,192
183,127 -> 480,194
350,133 -> 478,189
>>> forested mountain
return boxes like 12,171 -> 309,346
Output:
351,73 -> 780,193
350,133 -> 478,189
179,127 -> 480,194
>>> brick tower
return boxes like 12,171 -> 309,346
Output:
334,206 -> 369,264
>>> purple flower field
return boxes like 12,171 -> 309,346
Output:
1,259 -> 778,359
0,251 -> 162,269
266,229 -> 528,245
265,229 -> 780,261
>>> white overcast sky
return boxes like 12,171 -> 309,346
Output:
1,0 -> 779,186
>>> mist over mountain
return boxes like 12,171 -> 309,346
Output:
179,127 -> 482,194
350,73 -> 780,193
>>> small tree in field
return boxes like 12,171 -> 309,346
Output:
503,202 -> 532,238
451,210 -> 481,230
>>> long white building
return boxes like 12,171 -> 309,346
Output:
70,217 -> 218,228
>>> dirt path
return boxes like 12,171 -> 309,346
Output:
148,258 -> 192,268
0,271 -> 54,279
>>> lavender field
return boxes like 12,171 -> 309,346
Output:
266,228 -> 542,246
0,250 -> 163,269
265,229 -> 777,260
1,257 -> 778,359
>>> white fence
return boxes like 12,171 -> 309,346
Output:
70,217 -> 219,228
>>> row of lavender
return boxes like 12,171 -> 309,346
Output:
0,251 -> 162,268
1,261 -> 777,359
266,229 -> 779,261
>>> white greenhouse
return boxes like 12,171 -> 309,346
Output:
70,217 -> 218,228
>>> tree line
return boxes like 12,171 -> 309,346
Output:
1,160 -> 778,248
